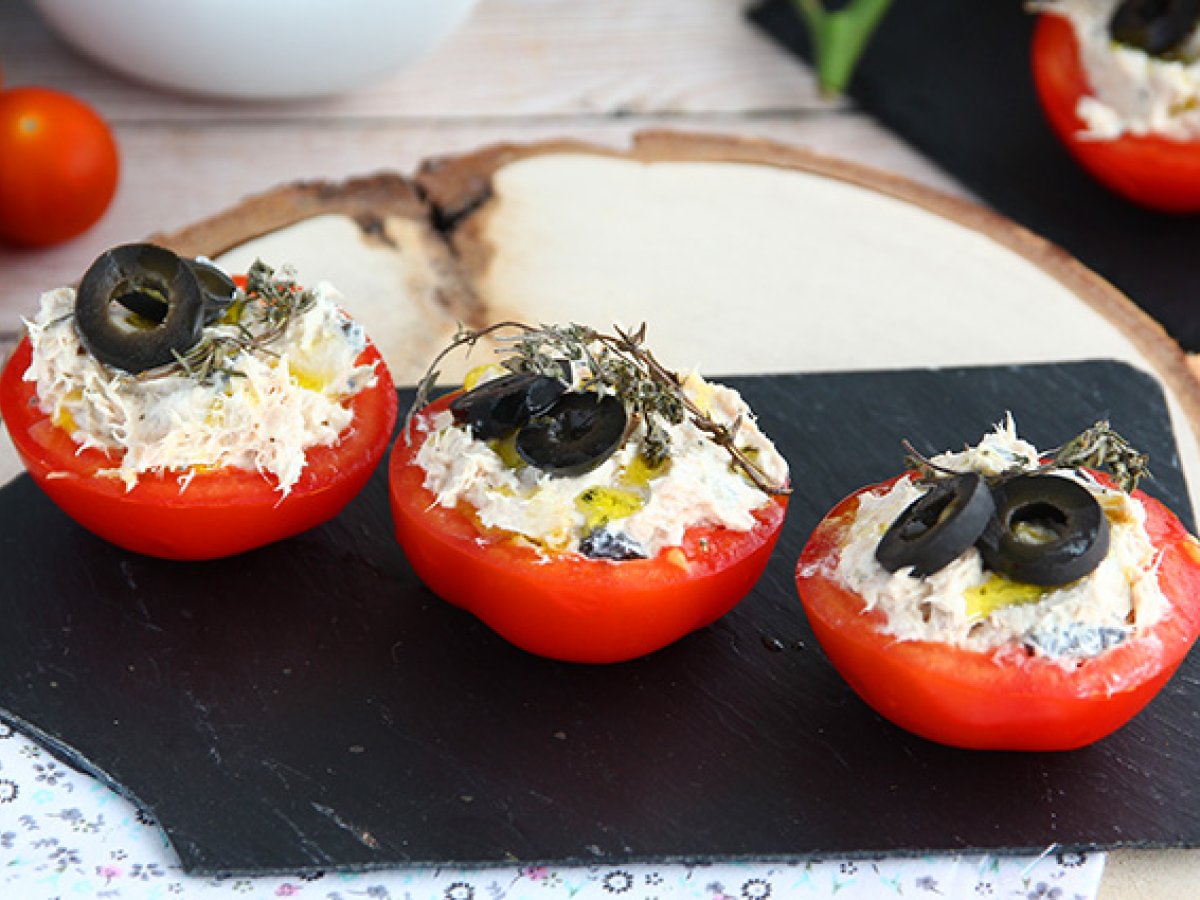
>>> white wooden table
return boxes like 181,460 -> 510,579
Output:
0,1 -> 1194,896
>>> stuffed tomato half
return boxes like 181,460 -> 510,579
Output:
389,323 -> 790,663
796,418 -> 1200,751
1032,2 -> 1200,211
0,243 -> 397,560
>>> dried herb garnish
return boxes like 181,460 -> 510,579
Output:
903,420 -> 1150,494
902,439 -> 969,482
138,259 -> 315,385
408,321 -> 791,496
1047,420 -> 1150,494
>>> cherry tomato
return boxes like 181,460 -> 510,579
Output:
1031,13 -> 1200,213
0,335 -> 398,560
389,395 -> 788,663
0,87 -> 119,246
796,474 -> 1200,750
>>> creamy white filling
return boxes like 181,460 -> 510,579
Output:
24,279 -> 376,494
1043,0 -> 1200,139
828,418 -> 1167,660
415,370 -> 788,558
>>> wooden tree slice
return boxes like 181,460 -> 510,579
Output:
146,131 -> 1200,502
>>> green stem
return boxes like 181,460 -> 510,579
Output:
791,0 -> 895,97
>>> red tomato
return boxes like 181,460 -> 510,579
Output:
1031,14 -> 1200,213
0,87 -> 119,247
796,474 -> 1200,750
389,395 -> 788,663
0,336 -> 398,560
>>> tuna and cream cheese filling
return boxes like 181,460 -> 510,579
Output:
829,418 -> 1168,661
415,371 -> 789,559
24,279 -> 376,494
1042,0 -> 1200,139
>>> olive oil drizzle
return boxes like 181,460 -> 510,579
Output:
408,321 -> 791,496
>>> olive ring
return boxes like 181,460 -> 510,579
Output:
451,371 -> 629,477
74,243 -> 209,374
187,258 -> 239,324
875,473 -> 994,577
516,392 -> 628,477
977,474 -> 1110,587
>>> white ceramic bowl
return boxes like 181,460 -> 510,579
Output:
31,0 -> 480,100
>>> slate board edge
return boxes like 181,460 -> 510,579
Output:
168,846 -> 1132,880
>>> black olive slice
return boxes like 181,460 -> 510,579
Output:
579,529 -> 647,561
186,259 -> 239,323
516,392 -> 627,477
1110,0 -> 1200,57
875,473 -> 994,576
450,371 -> 566,440
75,244 -> 207,374
977,474 -> 1110,587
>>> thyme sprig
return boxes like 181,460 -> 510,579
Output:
903,420 -> 1150,494
1046,420 -> 1150,494
135,259 -> 315,385
407,321 -> 791,496
902,439 -> 965,482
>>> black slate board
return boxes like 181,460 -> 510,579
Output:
2,361 -> 1199,876
748,0 -> 1200,351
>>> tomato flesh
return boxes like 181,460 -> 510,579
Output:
796,475 -> 1200,750
0,336 -> 397,560
389,396 -> 788,663
1032,14 -> 1200,213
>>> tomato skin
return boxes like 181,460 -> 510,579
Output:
389,396 -> 788,663
1031,14 -> 1200,213
0,87 -> 120,247
0,336 -> 398,560
796,474 -> 1200,750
